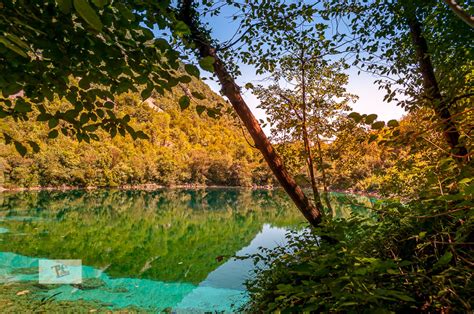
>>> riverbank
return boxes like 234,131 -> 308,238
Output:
0,184 -> 383,199
0,184 -> 276,193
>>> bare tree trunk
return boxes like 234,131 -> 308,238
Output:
179,0 -> 322,226
300,50 -> 324,211
405,9 -> 468,162
315,133 -> 333,214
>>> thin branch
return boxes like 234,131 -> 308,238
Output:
415,207 -> 470,219
278,93 -> 303,120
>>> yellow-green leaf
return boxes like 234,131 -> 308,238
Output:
199,56 -> 215,72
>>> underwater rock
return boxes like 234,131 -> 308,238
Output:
71,278 -> 105,290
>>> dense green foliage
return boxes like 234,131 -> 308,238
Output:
0,79 -> 274,188
244,186 -> 473,312
0,0 -> 201,152
235,1 -> 473,312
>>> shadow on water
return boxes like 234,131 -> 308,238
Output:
0,189 -> 373,312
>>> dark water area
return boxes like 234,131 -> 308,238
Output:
0,189 -> 374,312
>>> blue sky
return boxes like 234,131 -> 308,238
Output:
189,2 -> 407,133
200,2 -> 405,131
205,63 -> 406,123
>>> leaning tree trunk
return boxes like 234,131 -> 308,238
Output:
179,0 -> 322,227
406,10 -> 468,162
443,0 -> 474,28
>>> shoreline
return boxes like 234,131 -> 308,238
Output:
0,184 -> 275,193
0,184 -> 381,198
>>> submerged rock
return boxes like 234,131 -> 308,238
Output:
71,278 -> 106,290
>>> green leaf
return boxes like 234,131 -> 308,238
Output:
3,133 -> 13,145
394,294 -> 416,302
116,3 -> 134,21
13,99 -> 32,113
206,108 -> 219,119
184,64 -> 200,77
348,112 -> 362,123
434,251 -> 453,269
14,141 -> 27,157
387,119 -> 399,128
141,86 -> 153,100
56,0 -> 73,13
96,109 -> 105,118
244,83 -> 254,89
191,92 -> 205,100
199,56 -> 215,72
73,0 -> 103,31
48,118 -> 59,129
135,130 -> 149,140
196,105 -> 206,115
178,95 -> 190,110
37,113 -> 52,122
28,141 -> 40,153
154,38 -> 170,52
178,75 -> 192,83
458,178 -> 472,185
79,77 -> 90,89
365,114 -> 378,124
371,121 -> 385,130
91,0 -> 108,8
48,129 -> 59,139
103,101 -> 114,109
174,21 -> 190,36
0,36 -> 28,58
368,134 -> 378,143
122,114 -> 131,123
84,124 -> 98,132
80,113 -> 89,124
4,33 -> 29,50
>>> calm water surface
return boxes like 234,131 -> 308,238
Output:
0,189 -> 373,312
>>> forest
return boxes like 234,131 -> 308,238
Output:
0,0 -> 473,312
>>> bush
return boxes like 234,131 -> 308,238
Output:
244,190 -> 473,312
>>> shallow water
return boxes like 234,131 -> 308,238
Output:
0,189 -> 374,312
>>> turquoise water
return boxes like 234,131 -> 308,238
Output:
0,189 -> 373,312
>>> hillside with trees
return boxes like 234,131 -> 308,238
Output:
0,78 -> 273,188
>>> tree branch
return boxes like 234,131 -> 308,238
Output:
443,0 -> 474,28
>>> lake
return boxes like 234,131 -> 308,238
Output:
0,189 -> 374,312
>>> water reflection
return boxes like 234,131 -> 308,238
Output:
0,189 -> 374,311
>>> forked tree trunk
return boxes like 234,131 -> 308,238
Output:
300,49 -> 324,212
405,9 -> 468,162
179,0 -> 322,227
315,133 -> 333,213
